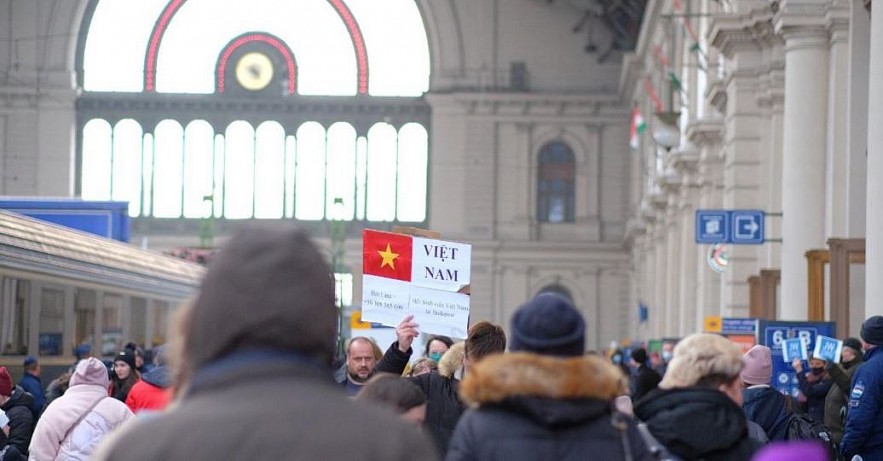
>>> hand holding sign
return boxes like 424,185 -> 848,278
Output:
813,335 -> 843,364
395,315 -> 419,353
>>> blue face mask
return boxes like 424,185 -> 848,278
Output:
429,352 -> 443,362
612,355 -> 622,364
662,351 -> 673,362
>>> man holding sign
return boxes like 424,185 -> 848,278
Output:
824,337 -> 864,445
841,316 -> 883,461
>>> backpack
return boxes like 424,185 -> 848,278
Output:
785,413 -> 839,460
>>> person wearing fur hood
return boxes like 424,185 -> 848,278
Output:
445,293 -> 653,461
28,357 -> 133,460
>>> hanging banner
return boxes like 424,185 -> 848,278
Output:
361,229 -> 472,338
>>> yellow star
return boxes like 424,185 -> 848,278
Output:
378,243 -> 399,270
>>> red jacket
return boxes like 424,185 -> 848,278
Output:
125,380 -> 171,413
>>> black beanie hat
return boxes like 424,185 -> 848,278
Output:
861,316 -> 883,346
114,350 -> 136,369
631,348 -> 648,364
509,293 -> 585,357
843,337 -> 863,354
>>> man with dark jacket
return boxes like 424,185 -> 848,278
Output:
824,336 -> 863,444
376,317 -> 506,455
445,293 -> 652,461
17,357 -> 43,419
841,316 -> 883,461
634,333 -> 762,460
94,225 -> 437,461
630,348 -> 661,401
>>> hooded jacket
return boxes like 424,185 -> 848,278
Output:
28,357 -> 133,461
1,385 -> 34,456
124,366 -> 171,413
445,353 -> 652,461
742,385 -> 792,442
635,387 -> 761,461
824,354 -> 863,444
841,345 -> 883,460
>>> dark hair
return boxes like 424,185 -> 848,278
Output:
356,374 -> 426,413
424,336 -> 454,357
464,321 -> 506,362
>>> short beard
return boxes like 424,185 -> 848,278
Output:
348,371 -> 372,384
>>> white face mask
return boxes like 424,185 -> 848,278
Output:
662,351 -> 673,362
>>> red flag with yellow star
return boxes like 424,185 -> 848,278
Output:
362,229 -> 412,282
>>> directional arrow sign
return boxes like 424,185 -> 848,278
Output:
731,210 -> 765,244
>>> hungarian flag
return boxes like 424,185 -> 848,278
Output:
630,107 -> 646,149
363,229 -> 412,282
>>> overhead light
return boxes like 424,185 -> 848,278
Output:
653,112 -> 681,150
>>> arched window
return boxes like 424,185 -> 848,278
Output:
77,0 -> 430,227
537,142 -> 575,223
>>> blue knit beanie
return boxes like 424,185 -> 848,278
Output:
861,316 -> 883,346
509,293 -> 585,357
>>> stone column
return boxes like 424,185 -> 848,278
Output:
825,2 -> 851,237
775,12 -> 830,319
866,0 -> 883,316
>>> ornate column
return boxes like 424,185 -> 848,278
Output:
825,1 -> 852,237
774,4 -> 830,319
866,0 -> 883,316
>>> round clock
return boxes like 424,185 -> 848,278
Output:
235,52 -> 274,91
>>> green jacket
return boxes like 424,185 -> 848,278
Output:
825,356 -> 863,444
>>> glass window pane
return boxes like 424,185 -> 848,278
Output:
151,300 -> 169,347
224,121 -> 256,219
82,119 -> 112,200
366,123 -> 397,221
130,297 -> 147,348
83,0 -> 168,91
355,137 -> 368,221
334,273 -> 353,307
213,134 -> 225,218
345,0 -> 430,96
183,120 -> 215,218
284,136 -> 296,218
396,123 -> 428,222
537,142 -> 575,223
75,289 -> 96,351
295,122 -> 326,220
102,294 -> 123,356
326,122 -> 356,220
153,120 -> 185,218
39,288 -> 65,356
0,279 -> 29,356
254,121 -> 285,219
112,119 -> 143,216
142,134 -> 154,216
155,0 -> 355,95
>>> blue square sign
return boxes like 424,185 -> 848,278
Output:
696,210 -> 729,244
731,210 -> 765,244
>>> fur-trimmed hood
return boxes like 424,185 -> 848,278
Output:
459,353 -> 627,429
438,341 -> 465,378
460,353 -> 626,404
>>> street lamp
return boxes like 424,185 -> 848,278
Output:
329,197 -> 348,360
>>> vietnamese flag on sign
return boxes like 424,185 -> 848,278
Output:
363,229 -> 412,282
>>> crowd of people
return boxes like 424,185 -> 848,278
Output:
0,224 -> 880,460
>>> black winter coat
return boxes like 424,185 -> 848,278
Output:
445,353 -> 652,461
376,341 -> 464,454
633,364 -> 662,401
742,385 -> 791,442
635,387 -> 761,461
0,386 -> 34,456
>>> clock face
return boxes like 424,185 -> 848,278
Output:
235,52 -> 274,91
